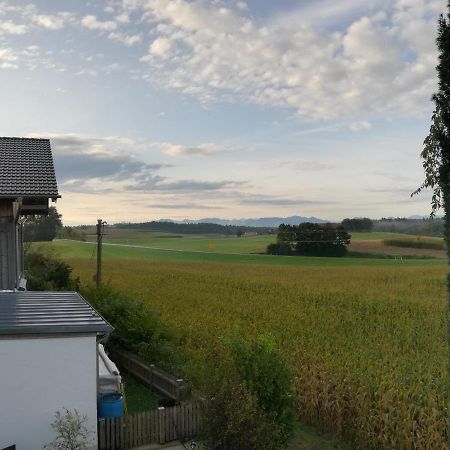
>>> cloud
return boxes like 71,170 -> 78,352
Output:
29,133 -> 244,197
126,0 -> 443,120
130,179 -> 245,192
349,121 -> 372,131
81,15 -> 117,31
108,31 -> 141,46
239,196 -> 330,206
161,142 -> 223,156
149,202 -> 224,210
149,37 -> 172,56
32,13 -> 71,30
0,47 -> 18,69
0,20 -> 27,34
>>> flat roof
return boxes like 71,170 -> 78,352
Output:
0,291 -> 112,336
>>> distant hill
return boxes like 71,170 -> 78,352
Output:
181,215 -> 327,227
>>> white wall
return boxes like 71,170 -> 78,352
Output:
0,334 -> 98,450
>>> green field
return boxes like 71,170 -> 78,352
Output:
41,237 -> 448,449
79,227 -> 423,253
48,240 -> 446,267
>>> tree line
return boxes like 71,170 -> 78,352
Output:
267,223 -> 351,257
116,221 -> 273,236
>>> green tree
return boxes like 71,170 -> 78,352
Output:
24,206 -> 62,242
269,223 -> 351,257
341,217 -> 374,232
414,3 -> 450,438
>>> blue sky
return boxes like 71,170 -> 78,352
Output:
0,0 -> 445,224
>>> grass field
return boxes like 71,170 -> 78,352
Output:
75,227 -> 447,260
41,238 -> 449,449
48,240 -> 446,266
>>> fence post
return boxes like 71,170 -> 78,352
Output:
158,407 -> 165,445
98,418 -> 106,450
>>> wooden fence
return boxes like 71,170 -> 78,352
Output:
108,347 -> 188,402
98,402 -> 199,450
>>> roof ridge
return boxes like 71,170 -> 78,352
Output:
0,136 -> 50,141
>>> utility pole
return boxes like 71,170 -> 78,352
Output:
96,219 -> 106,288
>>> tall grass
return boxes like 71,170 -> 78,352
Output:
67,257 -> 448,449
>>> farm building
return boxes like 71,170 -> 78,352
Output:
0,137 -> 115,450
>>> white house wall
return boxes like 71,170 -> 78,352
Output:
0,334 -> 98,450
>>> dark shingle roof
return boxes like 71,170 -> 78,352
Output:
0,137 -> 59,198
0,291 -> 112,335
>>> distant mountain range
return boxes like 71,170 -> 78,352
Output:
176,215 -> 327,228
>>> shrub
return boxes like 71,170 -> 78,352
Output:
200,380 -> 282,450
199,333 -> 295,450
225,333 -> 295,446
25,246 -> 79,291
266,242 -> 293,255
43,408 -> 93,450
82,285 -> 184,374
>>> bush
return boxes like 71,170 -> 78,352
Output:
82,285 -> 184,374
43,408 -> 93,450
225,333 -> 295,446
200,333 -> 295,450
25,247 -> 79,291
200,380 -> 282,450
266,242 -> 293,255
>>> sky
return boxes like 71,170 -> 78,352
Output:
0,0 -> 446,225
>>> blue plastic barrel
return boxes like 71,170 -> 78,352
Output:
98,392 -> 124,418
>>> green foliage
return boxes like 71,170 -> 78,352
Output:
199,333 -> 294,450
57,226 -> 86,241
43,408 -> 93,450
200,380 -> 283,450
267,242 -> 293,255
117,220 -> 272,236
225,333 -> 295,446
25,246 -> 79,291
374,218 -> 444,237
341,218 -> 373,232
24,206 -> 62,242
81,285 -> 184,373
270,223 -> 351,257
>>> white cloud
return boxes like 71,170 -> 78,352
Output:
32,14 -> 70,30
349,121 -> 372,131
109,31 -> 141,46
115,12 -> 130,23
81,15 -> 117,31
162,142 -> 223,156
126,0 -> 443,121
0,61 -> 17,69
0,47 -> 17,61
149,37 -> 171,56
0,20 -> 27,34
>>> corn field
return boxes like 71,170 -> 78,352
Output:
70,257 -> 448,449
